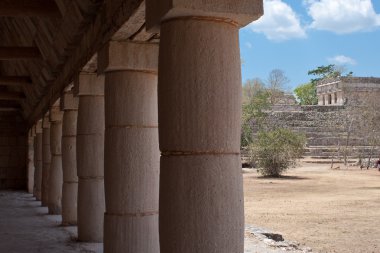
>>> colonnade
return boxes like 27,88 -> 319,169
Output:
25,1 -> 263,252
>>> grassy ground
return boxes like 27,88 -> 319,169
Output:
244,162 -> 380,253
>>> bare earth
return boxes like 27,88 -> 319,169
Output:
244,163 -> 380,253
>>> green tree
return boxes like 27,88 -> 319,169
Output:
241,80 -> 270,147
249,129 -> 306,177
293,64 -> 353,105
308,64 -> 353,84
294,82 -> 318,105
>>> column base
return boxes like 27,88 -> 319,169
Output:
77,178 -> 104,242
159,154 -> 244,253
62,182 -> 78,226
104,212 -> 159,253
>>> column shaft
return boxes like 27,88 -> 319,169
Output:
158,19 -> 244,253
61,91 -> 79,225
33,124 -> 43,201
76,74 -> 105,242
27,130 -> 35,193
100,41 -> 160,253
41,116 -> 51,207
48,107 -> 63,215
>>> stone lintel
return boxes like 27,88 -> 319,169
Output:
98,41 -> 159,74
146,0 -> 263,32
35,120 -> 43,134
74,72 -> 104,96
61,91 -> 79,111
42,114 -> 50,128
50,105 -> 64,122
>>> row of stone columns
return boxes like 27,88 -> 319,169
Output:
25,1 -> 262,252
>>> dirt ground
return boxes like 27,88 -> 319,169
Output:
244,162 -> 380,253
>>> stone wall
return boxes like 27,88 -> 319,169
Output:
263,105 -> 378,158
0,112 -> 27,189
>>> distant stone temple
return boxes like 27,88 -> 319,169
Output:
317,77 -> 380,106
262,77 -> 380,162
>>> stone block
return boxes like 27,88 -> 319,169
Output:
105,71 -> 158,126
49,105 -> 64,122
77,178 -> 105,242
61,91 -> 79,111
98,41 -> 159,73
42,114 -> 50,128
62,111 -> 78,137
146,0 -> 263,32
104,127 -> 159,213
159,154 -> 244,253
77,134 -> 104,177
74,72 -> 104,96
104,214 -> 159,252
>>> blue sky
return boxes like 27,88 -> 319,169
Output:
239,0 -> 380,90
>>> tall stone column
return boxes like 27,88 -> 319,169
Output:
48,104 -> 64,215
98,41 -> 159,253
27,129 -> 35,194
146,1 -> 263,252
33,120 -> 43,201
41,114 -> 51,207
324,94 -> 330,105
74,72 -> 105,242
318,95 -> 324,106
61,90 -> 79,225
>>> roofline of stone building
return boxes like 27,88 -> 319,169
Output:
317,76 -> 380,86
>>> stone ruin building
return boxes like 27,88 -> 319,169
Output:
317,77 -> 380,106
0,1 -> 264,253
267,77 -> 380,162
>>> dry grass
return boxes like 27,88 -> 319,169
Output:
244,163 -> 380,253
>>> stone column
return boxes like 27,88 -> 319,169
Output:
41,114 -> 51,207
146,1 -> 263,252
48,103 -> 64,215
337,91 -> 343,105
318,95 -> 324,106
74,72 -> 105,242
324,94 -> 330,105
27,129 -> 35,194
33,120 -> 43,201
98,41 -> 159,253
61,90 -> 79,225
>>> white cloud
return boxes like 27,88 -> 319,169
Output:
245,42 -> 253,49
247,0 -> 306,41
305,0 -> 380,34
328,55 -> 357,65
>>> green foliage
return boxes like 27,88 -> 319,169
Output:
249,129 -> 306,177
308,64 -> 340,84
307,64 -> 353,84
241,81 -> 270,147
294,82 -> 318,105
293,64 -> 353,105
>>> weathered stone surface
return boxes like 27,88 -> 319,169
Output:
61,91 -> 78,225
157,17 -> 244,253
48,108 -> 63,215
146,0 -> 263,31
102,42 -> 159,253
98,41 -> 158,73
27,130 -> 35,193
41,115 -> 51,207
76,73 -> 105,242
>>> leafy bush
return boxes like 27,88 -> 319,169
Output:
249,129 -> 306,177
